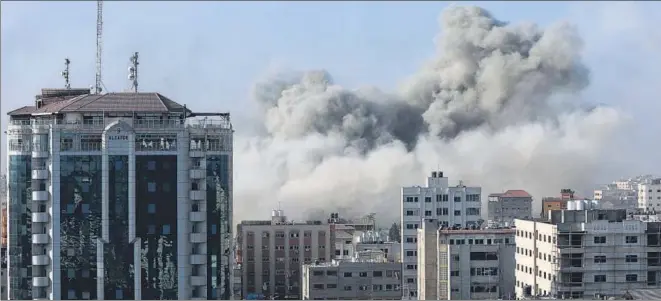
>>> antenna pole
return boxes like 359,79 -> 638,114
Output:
62,58 -> 71,90
129,52 -> 139,93
95,0 -> 103,94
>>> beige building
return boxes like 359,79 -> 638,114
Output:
301,252 -> 402,300
235,210 -> 334,299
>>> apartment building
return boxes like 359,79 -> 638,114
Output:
235,210 -> 334,300
435,228 -> 515,300
400,171 -> 482,298
334,228 -> 400,263
301,253 -> 402,300
639,178 -> 661,210
417,220 -> 438,300
487,190 -> 533,224
515,209 -> 661,299
6,88 -> 233,300
540,189 -> 577,218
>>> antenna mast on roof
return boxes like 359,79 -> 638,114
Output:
95,0 -> 103,94
61,58 -> 71,90
128,52 -> 139,93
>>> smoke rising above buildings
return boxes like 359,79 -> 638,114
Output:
233,5 -> 624,223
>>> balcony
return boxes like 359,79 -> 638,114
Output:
190,211 -> 205,222
32,212 -> 50,223
190,169 -> 205,179
32,255 -> 50,265
190,233 -> 206,243
32,234 -> 50,244
190,190 -> 205,201
191,276 -> 206,286
32,191 -> 49,201
33,277 -> 50,287
32,169 -> 49,180
190,254 -> 207,265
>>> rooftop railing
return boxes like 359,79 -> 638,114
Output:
9,116 -> 233,130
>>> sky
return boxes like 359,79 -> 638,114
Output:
2,1 -> 660,206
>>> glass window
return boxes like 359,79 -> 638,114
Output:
114,160 -> 123,171
163,182 -> 171,192
115,289 -> 123,299
66,204 -> 75,214
68,289 -> 76,299
148,225 -> 156,234
148,204 -> 156,214
163,224 -> 171,235
68,268 -> 75,278
211,224 -> 217,235
82,184 -> 90,193
82,204 -> 90,214
148,182 -> 156,192
147,161 -> 156,170
82,269 -> 90,278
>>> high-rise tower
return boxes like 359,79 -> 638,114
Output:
6,88 -> 233,300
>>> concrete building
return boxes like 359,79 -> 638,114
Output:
487,190 -> 533,224
6,88 -> 233,300
639,178 -> 661,210
235,210 -> 334,300
333,227 -> 400,263
594,184 -> 638,210
514,209 -> 661,299
301,252 -> 402,300
540,189 -> 578,218
417,220 -> 438,300
436,228 -> 515,300
400,171 -> 482,298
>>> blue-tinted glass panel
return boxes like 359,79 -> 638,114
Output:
206,155 -> 232,299
8,155 -> 32,300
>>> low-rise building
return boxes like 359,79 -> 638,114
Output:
515,208 -> 661,299
301,252 -> 402,300
639,178 -> 661,210
236,209 -> 335,300
487,190 -> 533,224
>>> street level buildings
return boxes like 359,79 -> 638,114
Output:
6,88 -> 233,300
400,171 -> 482,298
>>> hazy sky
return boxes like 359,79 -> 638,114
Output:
2,1 -> 660,175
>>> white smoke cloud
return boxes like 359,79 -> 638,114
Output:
233,5 -> 634,224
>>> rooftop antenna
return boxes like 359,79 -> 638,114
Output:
61,58 -> 71,90
95,0 -> 103,94
128,52 -> 139,93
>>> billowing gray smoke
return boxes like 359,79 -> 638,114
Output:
234,5 -> 623,223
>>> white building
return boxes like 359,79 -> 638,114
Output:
400,171 -> 482,298
435,228 -> 515,300
6,88 -> 233,300
514,209 -> 661,299
301,252 -> 402,300
333,228 -> 400,263
639,178 -> 661,210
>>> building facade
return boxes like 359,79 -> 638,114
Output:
400,171 -> 482,298
235,210 -> 334,300
301,256 -> 402,300
435,228 -> 515,300
487,190 -> 533,224
515,209 -> 661,299
639,178 -> 661,210
6,89 -> 233,300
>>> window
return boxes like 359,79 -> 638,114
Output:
425,197 -> 431,202
67,248 -> 75,256
82,269 -> 90,278
148,204 -> 156,214
594,236 -> 606,244
148,161 -> 156,170
594,275 -> 606,282
454,196 -> 461,202
343,285 -> 352,291
327,270 -> 337,276
327,284 -> 337,289
66,204 -> 75,214
626,255 -> 638,263
359,272 -> 368,277
68,289 -> 76,299
81,204 -> 90,214
211,224 -> 217,235
148,182 -> 156,192
373,271 -> 383,277
454,210 -> 461,216
450,270 -> 459,276
425,210 -> 432,216
148,225 -> 156,234
406,251 -> 416,257
313,271 -> 324,276
626,236 -> 638,243
343,272 -> 352,277
115,289 -> 123,299
626,274 -> 638,282
594,256 -> 606,263
68,268 -> 75,278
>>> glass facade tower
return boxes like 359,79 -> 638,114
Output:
5,89 -> 233,300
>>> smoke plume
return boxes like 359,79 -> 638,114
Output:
233,5 -> 625,224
